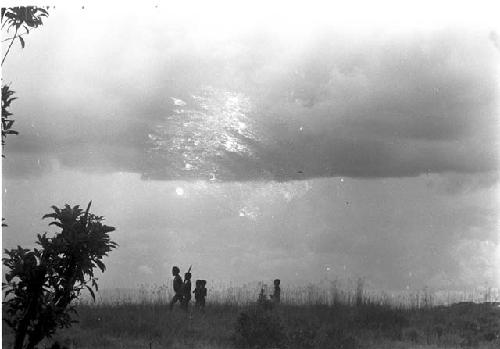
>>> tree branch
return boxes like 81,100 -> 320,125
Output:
2,32 -> 28,43
1,26 -> 18,66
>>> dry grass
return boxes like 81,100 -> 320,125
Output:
76,280 -> 500,307
3,282 -> 499,349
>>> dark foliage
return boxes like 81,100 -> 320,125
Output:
235,306 -> 286,348
410,302 -> 500,347
1,84 -> 18,151
1,7 -> 48,31
1,6 -> 50,157
1,6 -> 49,65
314,325 -> 358,349
354,304 -> 409,340
287,319 -> 319,349
2,202 -> 117,349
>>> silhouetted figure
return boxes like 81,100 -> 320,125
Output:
258,287 -> 267,304
270,279 -> 281,304
181,272 -> 192,311
194,279 -> 207,311
169,266 -> 183,310
257,285 -> 274,310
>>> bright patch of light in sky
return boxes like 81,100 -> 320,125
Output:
175,187 -> 184,196
146,86 -> 261,180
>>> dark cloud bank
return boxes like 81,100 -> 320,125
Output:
4,28 -> 498,182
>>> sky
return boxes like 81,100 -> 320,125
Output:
2,1 -> 500,292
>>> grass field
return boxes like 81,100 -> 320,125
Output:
3,284 -> 500,349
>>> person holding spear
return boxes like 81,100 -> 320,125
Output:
181,265 -> 192,311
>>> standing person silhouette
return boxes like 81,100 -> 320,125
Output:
169,266 -> 183,311
271,279 -> 281,304
194,280 -> 207,311
181,271 -> 192,311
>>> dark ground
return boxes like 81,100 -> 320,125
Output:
3,301 -> 500,349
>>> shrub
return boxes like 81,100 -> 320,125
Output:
403,327 -> 420,342
234,306 -> 286,348
355,304 -> 409,340
2,202 -> 117,349
314,325 -> 358,349
287,320 -> 318,349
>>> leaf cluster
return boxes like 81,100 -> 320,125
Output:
2,202 -> 117,349
1,6 -> 49,67
1,84 -> 18,149
1,7 -> 50,155
1,6 -> 48,47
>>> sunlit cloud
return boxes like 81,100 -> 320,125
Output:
145,86 -> 263,181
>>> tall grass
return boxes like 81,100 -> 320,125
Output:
6,300 -> 497,349
4,280 -> 500,349
77,279 -> 500,308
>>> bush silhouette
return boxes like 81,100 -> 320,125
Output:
355,304 -> 409,340
314,325 -> 358,349
3,202 -> 117,349
234,306 -> 286,348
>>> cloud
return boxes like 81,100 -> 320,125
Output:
3,18 -> 498,182
3,167 -> 498,290
426,172 -> 500,195
490,31 -> 500,51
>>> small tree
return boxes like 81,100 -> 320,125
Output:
3,202 -> 118,349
